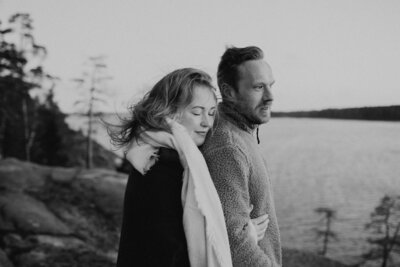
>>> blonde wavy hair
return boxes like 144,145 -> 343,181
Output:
109,68 -> 216,148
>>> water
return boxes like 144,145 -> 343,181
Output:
66,115 -> 400,264
259,118 -> 400,264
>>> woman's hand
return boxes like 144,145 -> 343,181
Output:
248,219 -> 258,244
249,204 -> 270,242
251,213 -> 270,242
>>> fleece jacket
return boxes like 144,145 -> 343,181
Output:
201,102 -> 282,267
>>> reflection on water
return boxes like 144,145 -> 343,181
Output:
260,118 -> 400,264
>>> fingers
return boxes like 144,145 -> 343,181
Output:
247,221 -> 258,244
254,219 -> 269,233
252,214 -> 269,225
257,225 -> 268,241
256,224 -> 267,241
257,231 -> 265,241
257,216 -> 270,229
251,215 -> 269,242
250,213 -> 270,241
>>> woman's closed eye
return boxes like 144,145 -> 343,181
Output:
191,107 -> 202,116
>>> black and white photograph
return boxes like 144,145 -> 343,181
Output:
1,1 -> 399,267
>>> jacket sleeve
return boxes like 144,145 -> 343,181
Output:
204,145 -> 274,267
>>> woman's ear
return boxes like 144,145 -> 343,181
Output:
169,112 -> 182,122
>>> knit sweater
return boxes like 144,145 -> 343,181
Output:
201,103 -> 282,267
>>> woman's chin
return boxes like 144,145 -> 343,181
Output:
194,137 -> 205,147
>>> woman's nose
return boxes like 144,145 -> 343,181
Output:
201,114 -> 211,127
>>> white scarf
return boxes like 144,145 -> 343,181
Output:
129,119 -> 233,267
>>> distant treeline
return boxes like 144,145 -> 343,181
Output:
272,105 -> 400,121
0,13 -> 117,168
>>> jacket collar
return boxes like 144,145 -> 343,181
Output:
219,102 -> 258,134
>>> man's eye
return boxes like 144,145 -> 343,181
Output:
192,112 -> 201,116
209,111 -> 216,116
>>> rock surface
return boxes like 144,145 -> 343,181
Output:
0,158 -> 349,267
0,158 -> 126,267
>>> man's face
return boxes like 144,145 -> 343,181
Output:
232,59 -> 274,124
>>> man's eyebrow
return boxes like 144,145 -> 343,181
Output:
254,80 -> 275,86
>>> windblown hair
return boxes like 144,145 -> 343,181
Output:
217,46 -> 264,100
109,68 -> 215,148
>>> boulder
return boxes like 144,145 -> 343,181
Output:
50,167 -> 81,183
30,234 -> 85,249
0,249 -> 14,267
0,158 -> 51,193
76,170 -> 127,222
2,233 -> 36,252
23,166 -> 127,252
13,246 -> 115,267
0,158 -> 121,267
0,191 -> 71,235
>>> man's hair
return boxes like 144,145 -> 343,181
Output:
109,68 -> 216,148
217,46 -> 264,100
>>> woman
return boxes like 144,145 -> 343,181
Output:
111,68 -> 267,267
111,68 -> 226,267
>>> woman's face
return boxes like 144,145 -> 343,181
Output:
179,85 -> 217,146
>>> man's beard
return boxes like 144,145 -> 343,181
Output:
239,102 -> 270,125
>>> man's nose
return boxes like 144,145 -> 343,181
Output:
263,85 -> 273,101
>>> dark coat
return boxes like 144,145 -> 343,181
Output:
116,148 -> 190,267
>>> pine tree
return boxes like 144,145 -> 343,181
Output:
313,207 -> 338,256
363,195 -> 400,267
72,56 -> 112,169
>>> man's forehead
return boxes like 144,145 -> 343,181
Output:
237,59 -> 273,81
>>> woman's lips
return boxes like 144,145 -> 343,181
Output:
195,131 -> 208,137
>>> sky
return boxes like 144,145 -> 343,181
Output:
1,0 -> 399,112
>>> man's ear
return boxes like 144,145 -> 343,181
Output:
221,83 -> 236,101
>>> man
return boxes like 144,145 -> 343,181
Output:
201,46 -> 282,266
